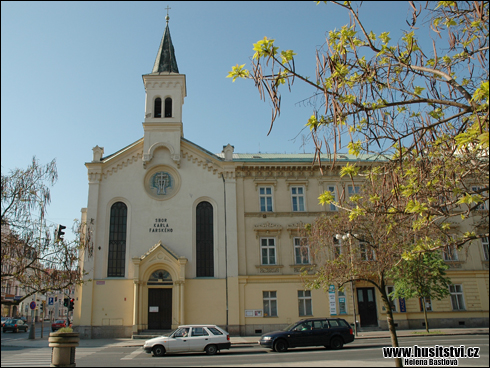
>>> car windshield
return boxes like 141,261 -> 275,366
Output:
283,322 -> 300,331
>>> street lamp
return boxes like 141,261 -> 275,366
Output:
335,232 -> 359,337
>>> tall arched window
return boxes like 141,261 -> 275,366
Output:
154,98 -> 162,118
164,97 -> 172,117
108,202 -> 127,277
196,201 -> 214,277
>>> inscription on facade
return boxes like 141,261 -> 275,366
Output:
149,218 -> 174,233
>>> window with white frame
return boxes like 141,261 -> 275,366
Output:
419,297 -> 432,312
298,290 -> 312,316
263,291 -> 277,317
360,241 -> 375,261
259,187 -> 273,212
481,237 -> 489,261
384,286 -> 398,312
443,244 -> 459,261
294,237 -> 310,264
327,185 -> 337,211
449,285 -> 465,311
261,238 -> 276,265
347,185 -> 361,204
291,186 -> 306,212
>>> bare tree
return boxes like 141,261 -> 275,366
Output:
1,157 -> 93,305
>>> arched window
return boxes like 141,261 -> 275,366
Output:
164,97 -> 172,117
196,201 -> 214,277
108,202 -> 127,277
154,98 -> 162,118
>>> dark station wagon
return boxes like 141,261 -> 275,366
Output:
259,318 -> 354,352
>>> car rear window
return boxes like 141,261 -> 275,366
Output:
207,327 -> 223,335
329,320 -> 340,327
338,319 -> 350,327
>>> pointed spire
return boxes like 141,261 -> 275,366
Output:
152,11 -> 179,74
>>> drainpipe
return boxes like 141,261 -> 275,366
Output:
222,173 -> 229,329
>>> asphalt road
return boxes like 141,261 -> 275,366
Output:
1,334 -> 488,367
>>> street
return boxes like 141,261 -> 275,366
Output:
1,333 -> 488,367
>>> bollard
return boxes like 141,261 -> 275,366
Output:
48,332 -> 79,367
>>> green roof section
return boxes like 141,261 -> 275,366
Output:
215,152 -> 387,162
151,20 -> 179,74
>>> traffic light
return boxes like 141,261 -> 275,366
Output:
40,303 -> 43,312
63,298 -> 69,307
69,299 -> 74,311
55,224 -> 66,241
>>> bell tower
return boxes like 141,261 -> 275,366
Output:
142,11 -> 186,168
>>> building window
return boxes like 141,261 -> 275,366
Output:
360,241 -> 375,261
196,201 -> 214,277
419,297 -> 432,312
327,185 -> 337,211
259,187 -> 273,212
298,290 -> 312,316
261,238 -> 276,265
154,98 -> 162,118
107,202 -> 127,277
333,237 -> 342,258
294,237 -> 310,264
263,291 -> 277,317
385,286 -> 398,312
482,237 -> 489,261
443,244 -> 458,261
449,285 -> 465,311
347,185 -> 361,205
164,97 -> 172,117
291,186 -> 305,212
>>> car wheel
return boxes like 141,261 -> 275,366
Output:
330,336 -> 343,350
205,344 -> 218,355
274,339 -> 288,352
152,345 -> 166,357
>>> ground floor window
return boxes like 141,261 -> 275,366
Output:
419,297 -> 432,312
298,290 -> 312,316
449,285 -> 465,311
263,291 -> 277,317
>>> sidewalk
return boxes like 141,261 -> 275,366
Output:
1,327 -> 488,349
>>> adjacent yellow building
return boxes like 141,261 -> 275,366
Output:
74,19 -> 489,338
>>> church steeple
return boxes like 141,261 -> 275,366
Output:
142,8 -> 186,169
152,14 -> 179,74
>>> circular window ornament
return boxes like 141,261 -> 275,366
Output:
144,166 -> 180,200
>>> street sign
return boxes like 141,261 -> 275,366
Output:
48,297 -> 54,305
30,301 -> 36,310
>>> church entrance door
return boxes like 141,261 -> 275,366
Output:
148,288 -> 172,330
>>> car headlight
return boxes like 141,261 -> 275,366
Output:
261,336 -> 272,341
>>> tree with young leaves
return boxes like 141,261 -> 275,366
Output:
1,157 -> 93,306
229,1 -> 489,250
304,181 -> 447,367
389,251 -> 451,333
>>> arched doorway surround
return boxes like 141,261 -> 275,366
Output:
132,241 -> 187,333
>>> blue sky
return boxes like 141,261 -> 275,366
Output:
1,1 -> 414,240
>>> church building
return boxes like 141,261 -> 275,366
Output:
74,16 -> 489,338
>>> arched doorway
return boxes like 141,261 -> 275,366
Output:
147,270 -> 173,330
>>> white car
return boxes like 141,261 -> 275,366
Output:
143,325 -> 231,356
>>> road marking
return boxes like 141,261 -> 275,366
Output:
121,347 -> 144,360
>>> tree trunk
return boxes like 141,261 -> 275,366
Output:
379,285 -> 402,367
422,297 -> 429,333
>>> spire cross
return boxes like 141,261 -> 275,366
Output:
165,5 -> 171,18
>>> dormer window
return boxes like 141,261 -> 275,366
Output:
154,98 -> 162,118
165,97 -> 172,117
